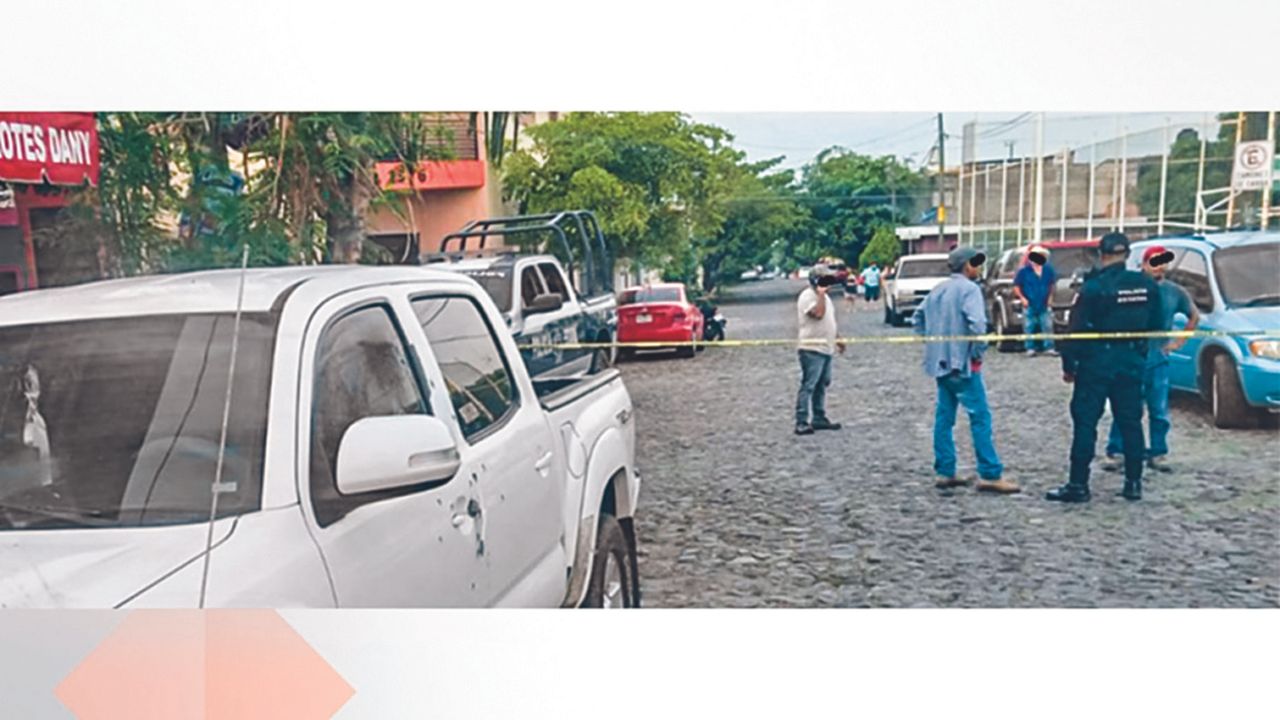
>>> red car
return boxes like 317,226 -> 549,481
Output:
616,283 -> 705,359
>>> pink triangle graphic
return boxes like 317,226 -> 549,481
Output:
56,610 -> 354,719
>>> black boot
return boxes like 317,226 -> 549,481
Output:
1045,483 -> 1091,503
1120,478 -> 1142,501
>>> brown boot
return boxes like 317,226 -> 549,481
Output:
935,476 -> 974,489
976,478 -> 1021,494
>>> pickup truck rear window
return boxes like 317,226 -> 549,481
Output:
0,313 -> 275,530
457,269 -> 513,313
412,296 -> 517,442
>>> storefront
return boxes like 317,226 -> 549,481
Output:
0,112 -> 99,295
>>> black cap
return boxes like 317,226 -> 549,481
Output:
1100,232 -> 1130,255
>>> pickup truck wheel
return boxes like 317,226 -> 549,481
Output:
994,312 -> 1018,353
582,515 -> 635,609
1211,354 -> 1255,429
590,343 -> 614,373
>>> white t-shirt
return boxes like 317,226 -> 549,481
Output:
797,287 -> 838,355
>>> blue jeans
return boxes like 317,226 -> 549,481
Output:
1024,308 -> 1054,352
1106,360 -> 1171,458
934,371 -> 1003,480
796,350 -> 833,425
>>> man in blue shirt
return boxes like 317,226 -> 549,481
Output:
1013,245 -> 1058,356
1103,244 -> 1199,473
860,263 -> 882,303
912,247 -> 1021,495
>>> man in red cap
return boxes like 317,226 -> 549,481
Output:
1102,244 -> 1199,473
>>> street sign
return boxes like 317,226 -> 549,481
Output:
1231,140 -> 1274,191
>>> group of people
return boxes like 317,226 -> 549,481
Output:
835,263 -> 884,303
795,232 -> 1199,503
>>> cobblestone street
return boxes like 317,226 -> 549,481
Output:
626,279 -> 1280,607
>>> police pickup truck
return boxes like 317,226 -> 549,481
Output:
425,212 -> 618,381
0,266 -> 640,608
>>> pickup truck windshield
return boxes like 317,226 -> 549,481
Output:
1214,243 -> 1280,307
897,259 -> 951,279
621,288 -> 681,305
0,314 -> 274,531
457,269 -> 513,312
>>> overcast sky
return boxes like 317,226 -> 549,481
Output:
689,112 -> 1223,171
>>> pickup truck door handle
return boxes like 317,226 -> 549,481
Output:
534,451 -> 554,475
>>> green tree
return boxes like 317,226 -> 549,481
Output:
858,226 -> 902,269
502,112 -> 742,279
698,159 -> 806,291
1137,112 -> 1280,229
71,112 -> 451,275
797,147 -> 924,265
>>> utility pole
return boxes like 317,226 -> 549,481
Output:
937,113 -> 947,248
1087,137 -> 1096,239
1157,119 -> 1170,236
1017,156 -> 1027,243
1059,146 -> 1069,241
1196,113 -> 1208,231
957,153 -> 965,247
1119,126 -> 1128,233
999,151 -> 1009,253
1263,110 -> 1276,231
1033,112 -> 1045,243
1226,111 -> 1245,228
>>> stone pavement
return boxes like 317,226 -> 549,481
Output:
624,279 -> 1280,607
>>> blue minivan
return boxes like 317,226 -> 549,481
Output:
1129,232 -> 1280,428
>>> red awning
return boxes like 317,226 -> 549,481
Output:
0,112 -> 100,187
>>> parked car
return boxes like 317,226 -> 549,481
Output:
883,253 -> 951,326
433,253 -> 617,378
1128,232 -> 1280,428
0,266 -> 641,608
817,257 -> 851,294
984,239 -> 1100,351
616,283 -> 705,359
739,268 -> 761,281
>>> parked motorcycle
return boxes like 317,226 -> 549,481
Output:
698,302 -> 726,343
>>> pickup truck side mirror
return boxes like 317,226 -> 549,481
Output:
336,415 -> 460,494
526,293 -> 564,315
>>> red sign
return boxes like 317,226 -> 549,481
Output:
0,112 -> 100,187
375,159 -> 485,192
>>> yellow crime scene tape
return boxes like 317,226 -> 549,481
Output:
519,329 -> 1280,351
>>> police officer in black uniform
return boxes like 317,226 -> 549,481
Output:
1048,232 -> 1163,503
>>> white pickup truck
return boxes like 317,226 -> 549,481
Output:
0,266 -> 640,608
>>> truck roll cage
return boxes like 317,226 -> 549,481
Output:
437,210 -> 613,296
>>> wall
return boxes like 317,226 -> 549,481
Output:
366,187 -> 494,255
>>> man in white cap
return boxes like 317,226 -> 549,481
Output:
1013,244 -> 1059,356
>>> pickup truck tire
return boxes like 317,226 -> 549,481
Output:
582,515 -> 636,609
590,344 -> 614,373
994,312 -> 1019,353
1210,354 -> 1255,429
